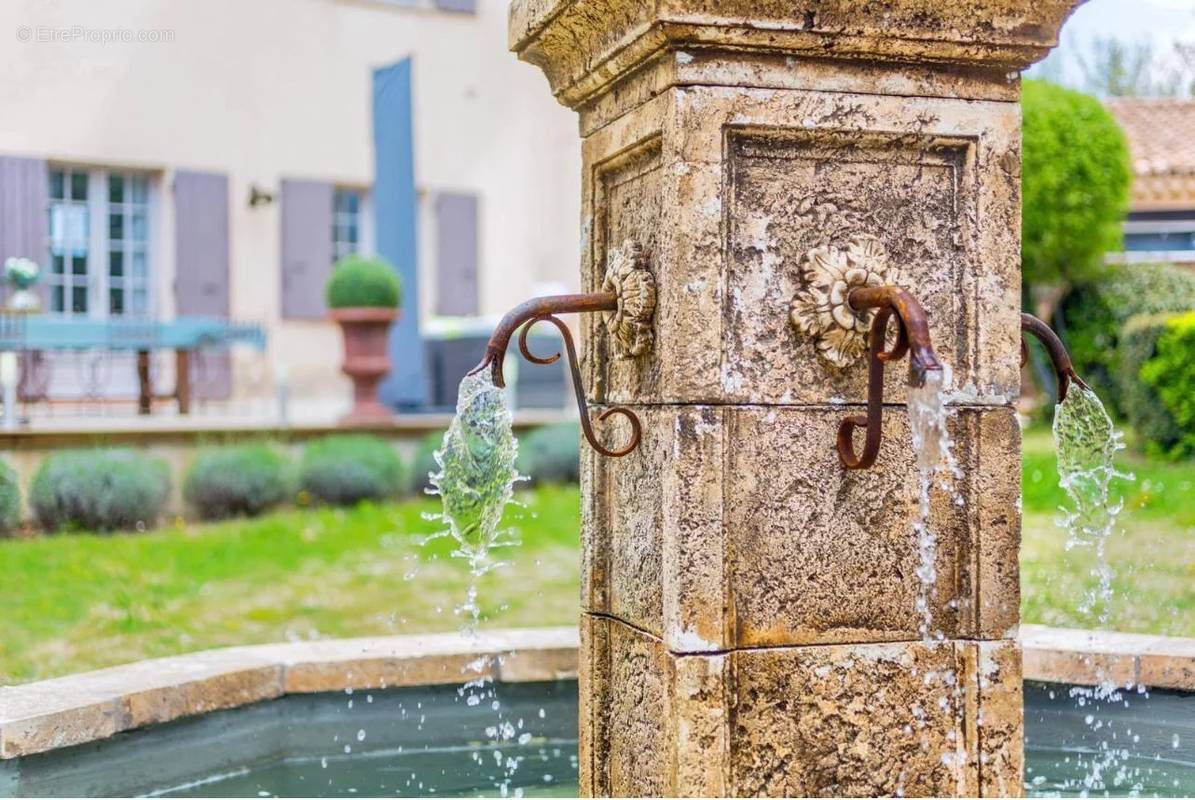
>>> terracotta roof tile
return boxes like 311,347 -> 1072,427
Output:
1106,97 -> 1195,178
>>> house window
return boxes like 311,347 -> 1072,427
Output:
47,168 -> 90,315
47,167 -> 152,318
332,188 -> 362,264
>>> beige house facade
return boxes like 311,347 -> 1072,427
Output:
0,0 -> 580,419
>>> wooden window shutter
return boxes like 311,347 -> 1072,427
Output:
434,192 -> 479,317
280,179 -> 334,320
0,156 -> 49,304
173,170 -> 232,399
435,0 -> 476,12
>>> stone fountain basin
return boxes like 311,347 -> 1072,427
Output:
2,627 -> 1194,797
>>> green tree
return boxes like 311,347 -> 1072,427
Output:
1021,79 -> 1131,296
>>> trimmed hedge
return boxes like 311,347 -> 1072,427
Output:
1057,263 -> 1195,415
1118,313 -> 1186,458
184,444 -> 293,520
1139,311 -> 1195,459
299,435 -> 407,506
517,423 -> 581,485
30,450 -> 170,533
0,458 -> 19,535
326,254 -> 402,309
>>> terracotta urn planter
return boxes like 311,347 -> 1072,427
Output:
331,307 -> 398,424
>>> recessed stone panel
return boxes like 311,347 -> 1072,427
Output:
584,404 -> 1020,650
726,405 -> 1021,646
579,86 -> 1021,407
723,129 -> 971,405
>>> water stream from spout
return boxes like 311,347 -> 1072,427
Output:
1047,384 -> 1138,796
1052,385 -> 1132,626
423,371 -> 530,795
900,368 -> 968,790
905,368 -> 963,643
425,371 -> 522,632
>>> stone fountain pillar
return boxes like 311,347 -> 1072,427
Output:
508,3 -> 1077,795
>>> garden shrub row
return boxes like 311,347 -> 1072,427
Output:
1059,263 -> 1195,460
1118,311 -> 1195,460
31,450 -> 171,533
1,435 -> 412,536
0,423 -> 585,536
1058,263 -> 1195,416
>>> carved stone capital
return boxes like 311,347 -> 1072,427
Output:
601,241 -> 657,359
789,235 -> 902,369
510,0 -> 1082,108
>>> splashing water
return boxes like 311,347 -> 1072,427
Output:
906,368 -> 963,642
1049,384 -> 1139,795
1052,384 -> 1133,626
899,368 -> 967,791
420,371 -> 530,794
424,371 -> 522,634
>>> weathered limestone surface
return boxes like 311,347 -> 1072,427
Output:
584,404 -> 1021,651
581,615 -> 1024,797
579,87 -> 1023,407
514,0 -> 1077,796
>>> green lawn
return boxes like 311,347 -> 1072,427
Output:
1021,428 -> 1195,637
3,431 -> 1193,684
0,487 -> 583,684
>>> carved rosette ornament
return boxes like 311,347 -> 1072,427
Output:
601,241 -> 657,358
789,235 -> 902,368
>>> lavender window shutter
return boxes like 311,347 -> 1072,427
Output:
435,192 -> 479,316
0,156 -> 49,304
434,0 -> 475,12
280,180 -> 334,319
173,170 -> 232,399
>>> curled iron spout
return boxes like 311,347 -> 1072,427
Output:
1020,313 -> 1088,403
835,286 -> 944,470
847,286 -> 943,388
466,292 -> 642,458
469,293 -> 617,389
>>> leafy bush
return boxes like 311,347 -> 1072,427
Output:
30,450 -> 170,533
517,423 -> 581,485
1138,311 -> 1195,459
411,431 -> 444,494
1022,80 -> 1131,291
1118,313 -> 1186,458
0,459 -> 19,535
184,444 -> 293,520
299,435 -> 407,506
325,254 -> 402,309
1057,263 -> 1195,414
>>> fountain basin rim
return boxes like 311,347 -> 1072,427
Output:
4,624 -> 1195,761
0,627 -> 578,760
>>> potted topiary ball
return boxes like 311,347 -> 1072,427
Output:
326,254 -> 402,424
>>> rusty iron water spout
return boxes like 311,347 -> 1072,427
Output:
835,286 -> 944,470
467,293 -> 643,458
1020,312 -> 1088,404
